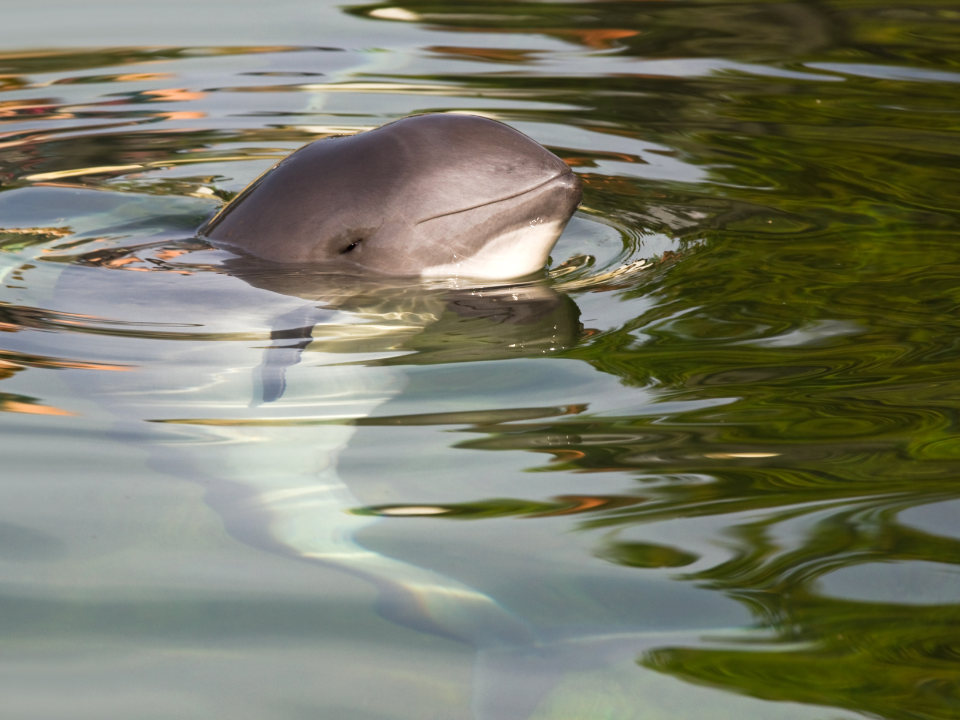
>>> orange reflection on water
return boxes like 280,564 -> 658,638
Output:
112,72 -> 176,83
578,173 -> 644,196
0,400 -> 75,416
552,28 -> 640,49
530,494 -> 644,517
142,88 -> 206,103
154,249 -> 189,261
0,351 -> 131,372
158,111 -> 207,120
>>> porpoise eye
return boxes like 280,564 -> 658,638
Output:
341,239 -> 362,254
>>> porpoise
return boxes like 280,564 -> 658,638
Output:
201,113 -> 582,280
195,115 -> 630,718
34,115 -> 651,719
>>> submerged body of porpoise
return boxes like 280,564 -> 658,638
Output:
199,115 -> 670,717
46,115 -> 662,718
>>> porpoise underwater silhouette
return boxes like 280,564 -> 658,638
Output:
46,114 -> 666,719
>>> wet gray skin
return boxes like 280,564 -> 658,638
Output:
202,113 -> 583,280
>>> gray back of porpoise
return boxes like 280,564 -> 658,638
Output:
201,114 -> 582,280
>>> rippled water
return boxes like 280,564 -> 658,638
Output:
1,1 -> 959,718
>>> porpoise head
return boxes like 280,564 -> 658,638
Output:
201,114 -> 582,280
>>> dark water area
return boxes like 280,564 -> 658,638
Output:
1,1 -> 959,718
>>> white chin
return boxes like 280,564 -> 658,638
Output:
420,220 -> 563,281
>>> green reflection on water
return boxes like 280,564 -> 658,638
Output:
343,1 -> 960,717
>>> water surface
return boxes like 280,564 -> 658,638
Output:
1,1 -> 958,719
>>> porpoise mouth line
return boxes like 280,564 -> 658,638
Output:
414,166 -> 573,226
